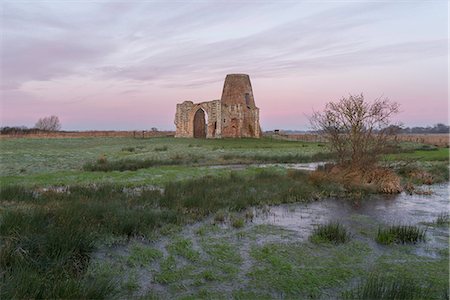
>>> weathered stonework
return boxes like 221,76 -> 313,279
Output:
174,74 -> 261,138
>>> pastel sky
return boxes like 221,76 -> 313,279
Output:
1,1 -> 448,131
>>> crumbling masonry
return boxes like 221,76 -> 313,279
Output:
174,74 -> 261,138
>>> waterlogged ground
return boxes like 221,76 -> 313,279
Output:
1,137 -> 448,298
90,184 -> 449,299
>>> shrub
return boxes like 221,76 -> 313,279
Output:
310,222 -> 350,244
376,225 -> 426,245
310,94 -> 400,168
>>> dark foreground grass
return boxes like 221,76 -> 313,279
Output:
0,170 -> 337,298
221,151 -> 334,163
83,151 -> 334,172
376,225 -> 426,245
343,273 -> 432,299
83,157 -> 183,171
309,222 -> 350,244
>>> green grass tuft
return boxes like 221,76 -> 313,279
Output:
231,216 -> 245,229
376,225 -> 426,245
310,222 -> 350,244
343,273 -> 432,299
154,145 -> 168,151
436,212 -> 449,226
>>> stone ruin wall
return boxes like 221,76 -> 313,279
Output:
220,103 -> 260,138
175,100 -> 221,138
174,74 -> 261,138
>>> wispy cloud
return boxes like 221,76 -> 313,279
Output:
3,1 -> 446,90
1,1 -> 447,129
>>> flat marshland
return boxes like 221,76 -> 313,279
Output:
0,137 -> 448,299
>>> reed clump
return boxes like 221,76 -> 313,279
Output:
309,222 -> 350,244
343,273 -> 431,299
376,225 -> 426,245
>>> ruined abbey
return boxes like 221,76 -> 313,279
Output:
174,74 -> 261,138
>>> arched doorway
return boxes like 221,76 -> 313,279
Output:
193,109 -> 206,138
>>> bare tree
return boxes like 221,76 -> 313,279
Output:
35,115 -> 62,131
310,94 -> 400,168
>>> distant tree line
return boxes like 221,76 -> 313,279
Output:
1,116 -> 62,135
399,123 -> 449,134
273,123 -> 450,135
0,126 -> 54,135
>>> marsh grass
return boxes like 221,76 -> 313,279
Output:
214,210 -> 227,223
436,212 -> 449,226
0,170 -> 340,298
121,147 -> 136,152
343,274 -> 431,299
83,157 -> 183,171
231,216 -> 245,229
221,152 -> 334,163
167,238 -> 200,262
154,145 -> 168,152
395,162 -> 449,185
376,225 -> 426,245
310,222 -> 350,244
127,244 -> 163,266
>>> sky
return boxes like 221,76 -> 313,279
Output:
1,0 -> 448,131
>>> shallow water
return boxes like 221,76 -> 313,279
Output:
208,161 -> 327,171
253,183 -> 449,230
252,183 -> 449,256
93,182 -> 449,298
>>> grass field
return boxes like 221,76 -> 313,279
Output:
0,136 -> 448,299
384,147 -> 449,162
0,137 -> 329,186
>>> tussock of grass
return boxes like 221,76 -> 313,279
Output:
376,225 -> 426,245
121,147 -> 135,152
154,145 -> 168,151
343,273 -> 431,299
231,216 -> 245,229
214,210 -> 227,223
436,212 -> 449,226
310,222 -> 350,244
